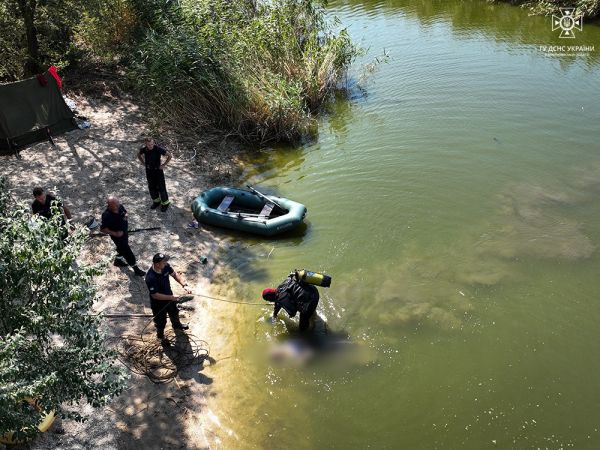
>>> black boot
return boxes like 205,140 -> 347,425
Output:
133,266 -> 146,276
113,258 -> 128,267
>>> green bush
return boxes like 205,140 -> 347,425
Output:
0,178 -> 126,439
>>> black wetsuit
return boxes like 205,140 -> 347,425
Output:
273,277 -> 319,332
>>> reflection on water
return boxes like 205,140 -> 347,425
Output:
334,0 -> 600,67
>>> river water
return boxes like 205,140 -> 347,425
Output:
201,1 -> 600,448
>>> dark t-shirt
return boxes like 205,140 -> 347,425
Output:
31,194 -> 62,220
100,205 -> 128,233
139,145 -> 167,170
145,265 -> 175,301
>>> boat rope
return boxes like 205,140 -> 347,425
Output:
102,276 -> 264,383
105,301 -> 210,384
188,291 -> 265,306
106,331 -> 209,384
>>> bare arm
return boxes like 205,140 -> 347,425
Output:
137,150 -> 145,165
100,226 -> 124,238
150,292 -> 178,302
62,205 -> 72,220
170,270 -> 191,293
160,151 -> 172,169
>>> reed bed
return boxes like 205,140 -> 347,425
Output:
127,0 -> 357,143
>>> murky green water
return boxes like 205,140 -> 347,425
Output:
204,1 -> 600,448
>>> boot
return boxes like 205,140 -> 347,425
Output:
133,266 -> 146,276
113,257 -> 128,267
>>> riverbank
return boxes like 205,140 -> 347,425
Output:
0,94 -> 246,449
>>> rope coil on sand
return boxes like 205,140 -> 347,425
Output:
106,330 -> 209,384
105,299 -> 211,384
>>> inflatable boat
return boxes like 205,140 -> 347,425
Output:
191,186 -> 307,236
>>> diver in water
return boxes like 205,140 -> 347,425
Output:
262,273 -> 320,333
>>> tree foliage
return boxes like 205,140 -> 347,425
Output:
0,177 -> 126,440
0,0 -> 87,78
0,0 -> 357,142
491,0 -> 600,18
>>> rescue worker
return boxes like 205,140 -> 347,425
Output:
137,138 -> 172,211
100,195 -> 146,276
31,187 -> 72,224
262,274 -> 320,333
145,253 -> 191,339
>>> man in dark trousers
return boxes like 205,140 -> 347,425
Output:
145,253 -> 191,339
137,138 -> 172,212
31,187 -> 72,223
100,195 -> 146,276
262,274 -> 320,333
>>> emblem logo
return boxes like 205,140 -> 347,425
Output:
552,7 -> 583,38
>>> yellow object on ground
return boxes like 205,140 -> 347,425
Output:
0,398 -> 56,444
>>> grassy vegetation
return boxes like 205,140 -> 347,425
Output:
126,0 -> 356,143
491,0 -> 600,18
1,0 -> 357,144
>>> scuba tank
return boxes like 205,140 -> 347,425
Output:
292,269 -> 332,288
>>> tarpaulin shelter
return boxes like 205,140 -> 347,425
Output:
0,70 -> 77,154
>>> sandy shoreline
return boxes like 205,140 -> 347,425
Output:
0,96 -> 245,449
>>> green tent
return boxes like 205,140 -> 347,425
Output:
0,72 -> 77,153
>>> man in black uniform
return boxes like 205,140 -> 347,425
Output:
145,253 -> 191,339
262,274 -> 320,333
100,195 -> 146,276
31,187 -> 72,223
137,138 -> 172,212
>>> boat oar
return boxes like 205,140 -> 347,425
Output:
129,227 -> 162,234
224,211 -> 263,218
246,185 -> 285,211
89,227 -> 162,237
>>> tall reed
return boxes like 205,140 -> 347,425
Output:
128,0 -> 357,143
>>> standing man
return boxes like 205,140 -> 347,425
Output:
137,138 -> 172,212
145,253 -> 191,339
262,273 -> 320,333
31,187 -> 72,224
100,195 -> 146,276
